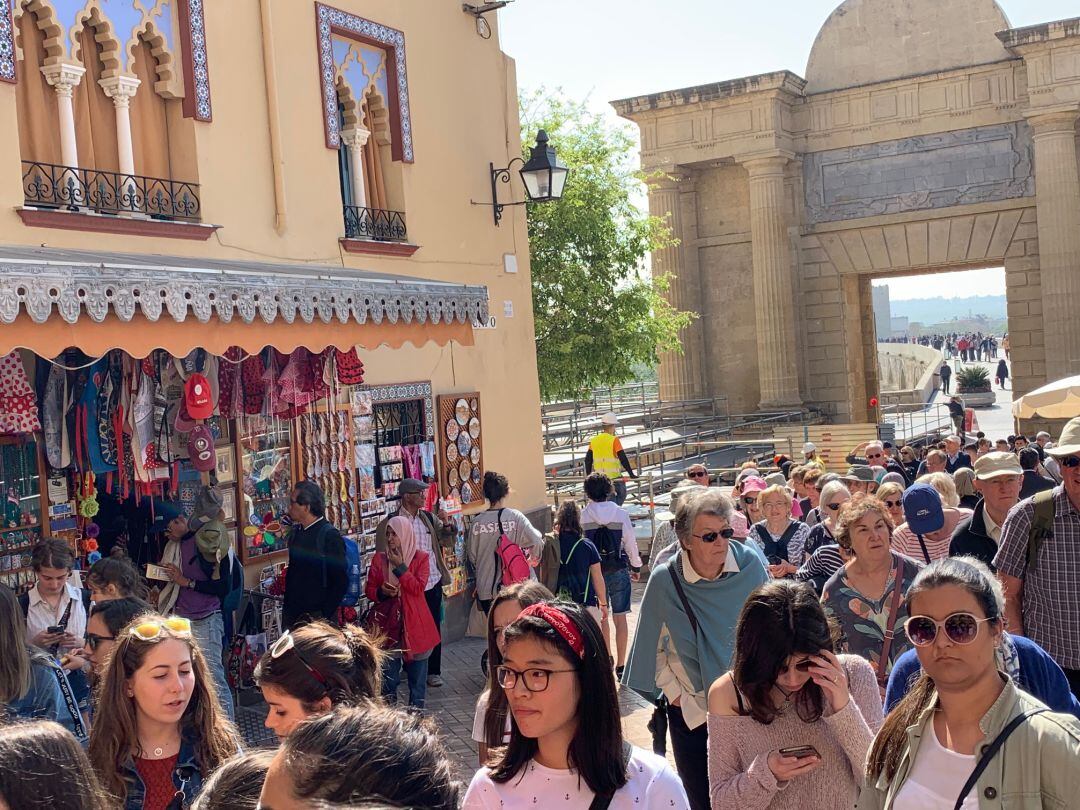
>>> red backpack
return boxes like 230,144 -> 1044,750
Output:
495,508 -> 531,587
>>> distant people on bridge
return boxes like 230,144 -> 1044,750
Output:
584,412 -> 637,506
939,360 -> 952,394
996,357 -> 1010,389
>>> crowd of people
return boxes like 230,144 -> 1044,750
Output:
883,331 -> 1005,363
4,415 -> 1080,808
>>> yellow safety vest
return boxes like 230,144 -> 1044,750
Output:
589,433 -> 624,479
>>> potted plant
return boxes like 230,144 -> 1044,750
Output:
956,365 -> 996,407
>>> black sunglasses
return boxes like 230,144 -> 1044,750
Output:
84,632 -> 115,651
741,496 -> 758,505
884,499 -> 901,509
825,502 -> 842,511
1060,456 -> 1080,469
693,528 -> 735,543
688,471 -> 708,478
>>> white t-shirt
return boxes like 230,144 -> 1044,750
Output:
462,746 -> 690,809
892,720 -> 978,809
472,689 -> 511,745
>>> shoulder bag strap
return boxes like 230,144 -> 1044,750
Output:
497,507 -> 506,537
876,564 -> 905,688
953,709 -> 1048,810
915,534 -> 931,565
668,563 -> 698,635
588,741 -> 633,810
57,597 -> 75,632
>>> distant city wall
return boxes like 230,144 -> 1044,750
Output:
878,343 -> 942,406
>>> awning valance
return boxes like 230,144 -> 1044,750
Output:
0,246 -> 486,356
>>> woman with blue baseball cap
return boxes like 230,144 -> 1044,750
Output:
892,483 -> 968,564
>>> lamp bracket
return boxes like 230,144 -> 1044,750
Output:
462,2 -> 512,16
488,159 -> 525,227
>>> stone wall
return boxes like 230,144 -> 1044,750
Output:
878,342 -> 942,406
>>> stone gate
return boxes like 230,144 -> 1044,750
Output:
613,1 -> 1080,426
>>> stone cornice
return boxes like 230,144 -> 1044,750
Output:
611,71 -> 806,118
998,17 -> 1080,51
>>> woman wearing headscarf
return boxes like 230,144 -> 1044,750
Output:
364,515 -> 440,708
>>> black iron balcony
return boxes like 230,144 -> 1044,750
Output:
343,205 -> 408,242
22,161 -> 201,222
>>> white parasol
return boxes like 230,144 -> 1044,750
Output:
1011,375 -> 1080,420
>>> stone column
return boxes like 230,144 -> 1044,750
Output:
1028,110 -> 1080,379
742,155 -> 802,409
340,127 -> 371,209
99,76 -> 142,179
647,170 -> 702,401
40,63 -> 86,169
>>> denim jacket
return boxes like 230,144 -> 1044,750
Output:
119,734 -> 203,810
5,654 -> 87,741
857,678 -> 1080,809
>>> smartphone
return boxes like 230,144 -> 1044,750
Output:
46,625 -> 65,635
779,745 -> 820,760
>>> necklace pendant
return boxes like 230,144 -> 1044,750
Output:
154,747 -> 163,757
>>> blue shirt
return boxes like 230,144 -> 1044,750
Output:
556,531 -> 601,606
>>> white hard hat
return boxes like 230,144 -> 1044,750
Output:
802,442 -> 817,455
600,412 -> 619,426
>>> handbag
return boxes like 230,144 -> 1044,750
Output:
363,559 -> 404,648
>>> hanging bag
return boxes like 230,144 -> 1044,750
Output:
363,558 -> 404,649
494,508 -> 530,588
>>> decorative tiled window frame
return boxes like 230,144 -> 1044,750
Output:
0,0 -> 15,84
316,2 -> 414,163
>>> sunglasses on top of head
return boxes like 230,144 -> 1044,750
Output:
693,528 -> 735,543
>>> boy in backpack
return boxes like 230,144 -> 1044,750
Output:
553,500 -> 609,625
581,473 -> 641,679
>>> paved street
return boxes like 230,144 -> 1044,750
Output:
930,355 -> 1016,440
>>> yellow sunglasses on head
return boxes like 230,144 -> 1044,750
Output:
129,616 -> 193,641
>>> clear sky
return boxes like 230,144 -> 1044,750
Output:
873,268 -> 1006,300
498,1 -> 1071,300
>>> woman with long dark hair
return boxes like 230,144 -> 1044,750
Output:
464,601 -> 689,807
861,557 -> 1080,809
88,613 -> 240,808
0,721 -> 111,810
254,619 -> 384,739
472,581 -> 554,765
707,580 -> 882,809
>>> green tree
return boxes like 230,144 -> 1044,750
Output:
520,89 -> 692,402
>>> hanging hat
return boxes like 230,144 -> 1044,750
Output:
189,485 -> 224,532
187,424 -> 216,472
184,373 -> 214,420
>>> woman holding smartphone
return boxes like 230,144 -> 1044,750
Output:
707,580 -> 883,809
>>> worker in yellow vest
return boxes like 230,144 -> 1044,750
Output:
585,413 -> 637,505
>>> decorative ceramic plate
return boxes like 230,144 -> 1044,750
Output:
468,417 -> 481,439
455,398 -> 470,425
448,468 -> 460,488
446,419 -> 460,441
457,433 -> 472,455
471,466 -> 481,483
459,458 -> 472,481
461,482 -> 474,503
470,398 -> 478,413
470,446 -> 480,464
446,443 -> 459,463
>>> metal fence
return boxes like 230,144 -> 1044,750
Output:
343,205 -> 408,242
22,161 -> 200,220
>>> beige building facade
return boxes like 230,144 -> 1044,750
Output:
614,1 -> 1080,427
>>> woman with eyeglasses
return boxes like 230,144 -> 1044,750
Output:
876,481 -> 906,529
464,601 -> 690,808
860,557 -> 1080,809
254,619 -> 385,739
88,613 -> 240,809
622,489 -> 767,810
899,446 -> 919,482
707,580 -> 882,810
364,514 -> 440,708
737,477 -> 767,526
473,581 -> 554,765
821,495 -> 923,699
747,484 -> 811,579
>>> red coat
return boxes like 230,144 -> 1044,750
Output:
364,550 -> 440,661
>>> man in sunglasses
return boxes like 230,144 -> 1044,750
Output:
684,464 -> 710,486
949,452 -> 1023,568
845,440 -> 909,485
995,417 -> 1080,698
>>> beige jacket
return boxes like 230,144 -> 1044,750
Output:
857,678 -> 1080,809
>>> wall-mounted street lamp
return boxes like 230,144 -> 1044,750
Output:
487,130 -> 569,226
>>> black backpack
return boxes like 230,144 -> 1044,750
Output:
593,525 -> 624,573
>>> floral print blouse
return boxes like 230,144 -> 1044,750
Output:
821,552 -> 924,679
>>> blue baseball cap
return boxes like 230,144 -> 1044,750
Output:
148,500 -> 185,533
902,483 -> 944,535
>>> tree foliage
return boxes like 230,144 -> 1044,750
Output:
520,89 -> 693,402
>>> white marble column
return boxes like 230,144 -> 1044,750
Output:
742,155 -> 802,409
340,126 -> 371,209
1028,110 -> 1080,378
99,75 -> 142,179
40,63 -> 86,169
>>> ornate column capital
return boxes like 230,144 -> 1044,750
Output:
341,126 -> 372,149
738,152 -> 795,176
99,75 -> 142,107
1025,107 -> 1080,137
40,62 -> 86,98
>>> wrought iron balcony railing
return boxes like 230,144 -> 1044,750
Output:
22,161 -> 201,222
343,205 -> 408,242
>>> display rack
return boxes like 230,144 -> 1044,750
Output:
436,393 -> 485,509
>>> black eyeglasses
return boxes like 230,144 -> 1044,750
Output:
866,453 -> 884,460
688,471 -> 708,478
496,664 -> 576,693
904,612 -> 994,646
693,528 -> 735,543
741,496 -> 758,505
883,499 -> 901,509
1060,456 -> 1080,469
84,632 -> 115,651
825,502 -> 842,511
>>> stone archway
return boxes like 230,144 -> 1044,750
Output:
612,1 -> 1080,428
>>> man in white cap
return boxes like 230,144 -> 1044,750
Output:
585,412 -> 637,506
995,416 -> 1080,697
802,442 -> 825,471
949,451 -> 1023,567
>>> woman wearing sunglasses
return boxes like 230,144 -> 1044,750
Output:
254,619 -> 384,739
88,614 -> 240,809
623,488 -> 767,810
76,598 -> 152,677
708,580 -> 882,810
861,557 -> 1080,809
464,601 -> 689,808
875,481 -> 906,529
364,514 -> 440,708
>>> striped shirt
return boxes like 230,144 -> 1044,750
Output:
994,487 -> 1080,670
890,508 -> 971,565
796,544 -> 845,583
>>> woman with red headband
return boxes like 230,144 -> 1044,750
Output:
463,601 -> 689,808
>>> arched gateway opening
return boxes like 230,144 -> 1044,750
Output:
612,0 -> 1080,432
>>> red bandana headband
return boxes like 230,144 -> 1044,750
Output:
518,603 -> 585,659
